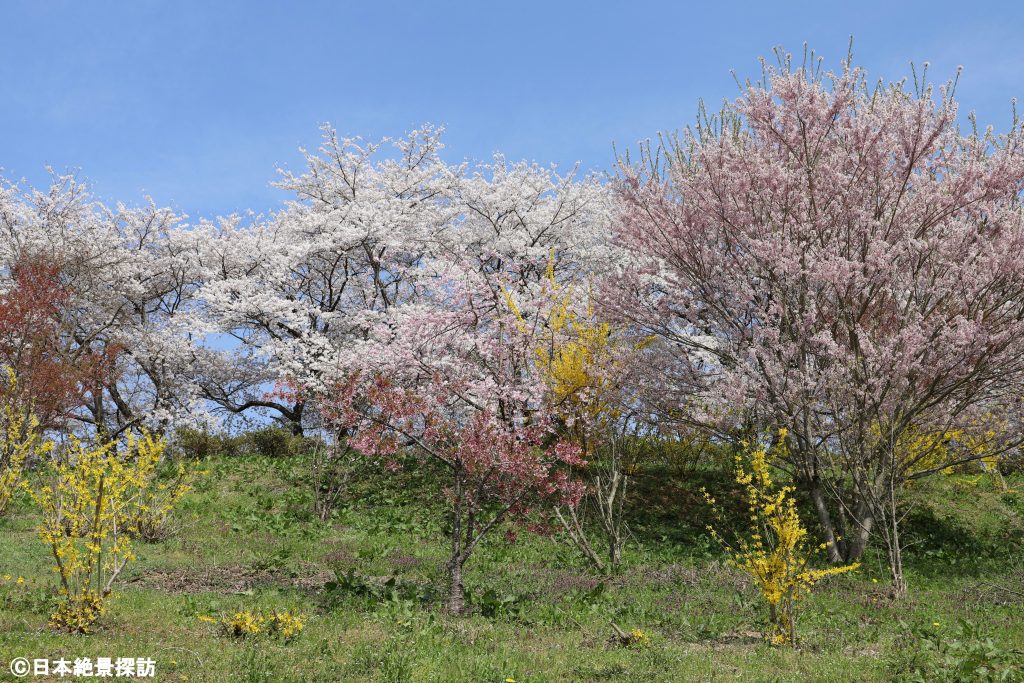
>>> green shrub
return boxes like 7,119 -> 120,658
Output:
173,428 -> 244,459
243,427 -> 320,458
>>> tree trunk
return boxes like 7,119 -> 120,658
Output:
888,543 -> 907,599
839,474 -> 877,560
609,537 -> 622,569
447,557 -> 465,615
808,480 -> 843,563
553,506 -> 605,573
447,466 -> 465,614
604,470 -> 626,571
844,511 -> 874,562
288,401 -> 305,436
882,463 -> 906,598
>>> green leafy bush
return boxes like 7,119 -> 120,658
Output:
243,427 -> 320,458
173,428 -> 244,459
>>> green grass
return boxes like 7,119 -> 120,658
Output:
2,454 -> 1023,682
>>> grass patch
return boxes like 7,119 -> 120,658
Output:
2,454 -> 1022,681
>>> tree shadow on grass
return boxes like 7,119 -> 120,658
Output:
622,466 -> 743,557
900,505 -> 1020,580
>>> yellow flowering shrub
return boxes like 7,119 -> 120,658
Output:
22,431 -> 178,633
884,421 -> 1006,488
629,628 -> 649,647
128,456 -> 197,542
504,258 -> 619,431
505,258 -> 647,571
504,255 -> 654,456
943,426 -> 1009,490
1,400 -> 51,515
266,610 -> 306,640
225,610 -> 264,638
704,429 -> 859,646
200,609 -> 306,642
607,621 -> 650,648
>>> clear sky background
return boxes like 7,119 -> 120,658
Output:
1,0 -> 1022,220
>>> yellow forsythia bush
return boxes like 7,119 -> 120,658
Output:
1,401 -> 51,515
504,256 -> 620,430
199,610 -> 306,642
704,429 -> 859,646
892,421 -> 1009,490
127,449 -> 197,542
22,431 -> 182,633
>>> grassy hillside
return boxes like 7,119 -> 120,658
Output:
2,452 -> 1022,682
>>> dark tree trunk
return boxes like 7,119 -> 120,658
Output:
447,557 -> 465,615
447,465 -> 466,614
287,401 -> 305,436
844,508 -> 875,563
808,479 -> 843,563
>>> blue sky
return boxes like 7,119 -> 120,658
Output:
2,0 -> 1021,219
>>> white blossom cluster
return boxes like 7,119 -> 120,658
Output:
0,126 -> 620,434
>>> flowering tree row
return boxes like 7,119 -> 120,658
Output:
3,51 -> 1023,602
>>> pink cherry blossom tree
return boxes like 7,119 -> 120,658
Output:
613,50 -> 1024,595
320,266 -> 585,613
